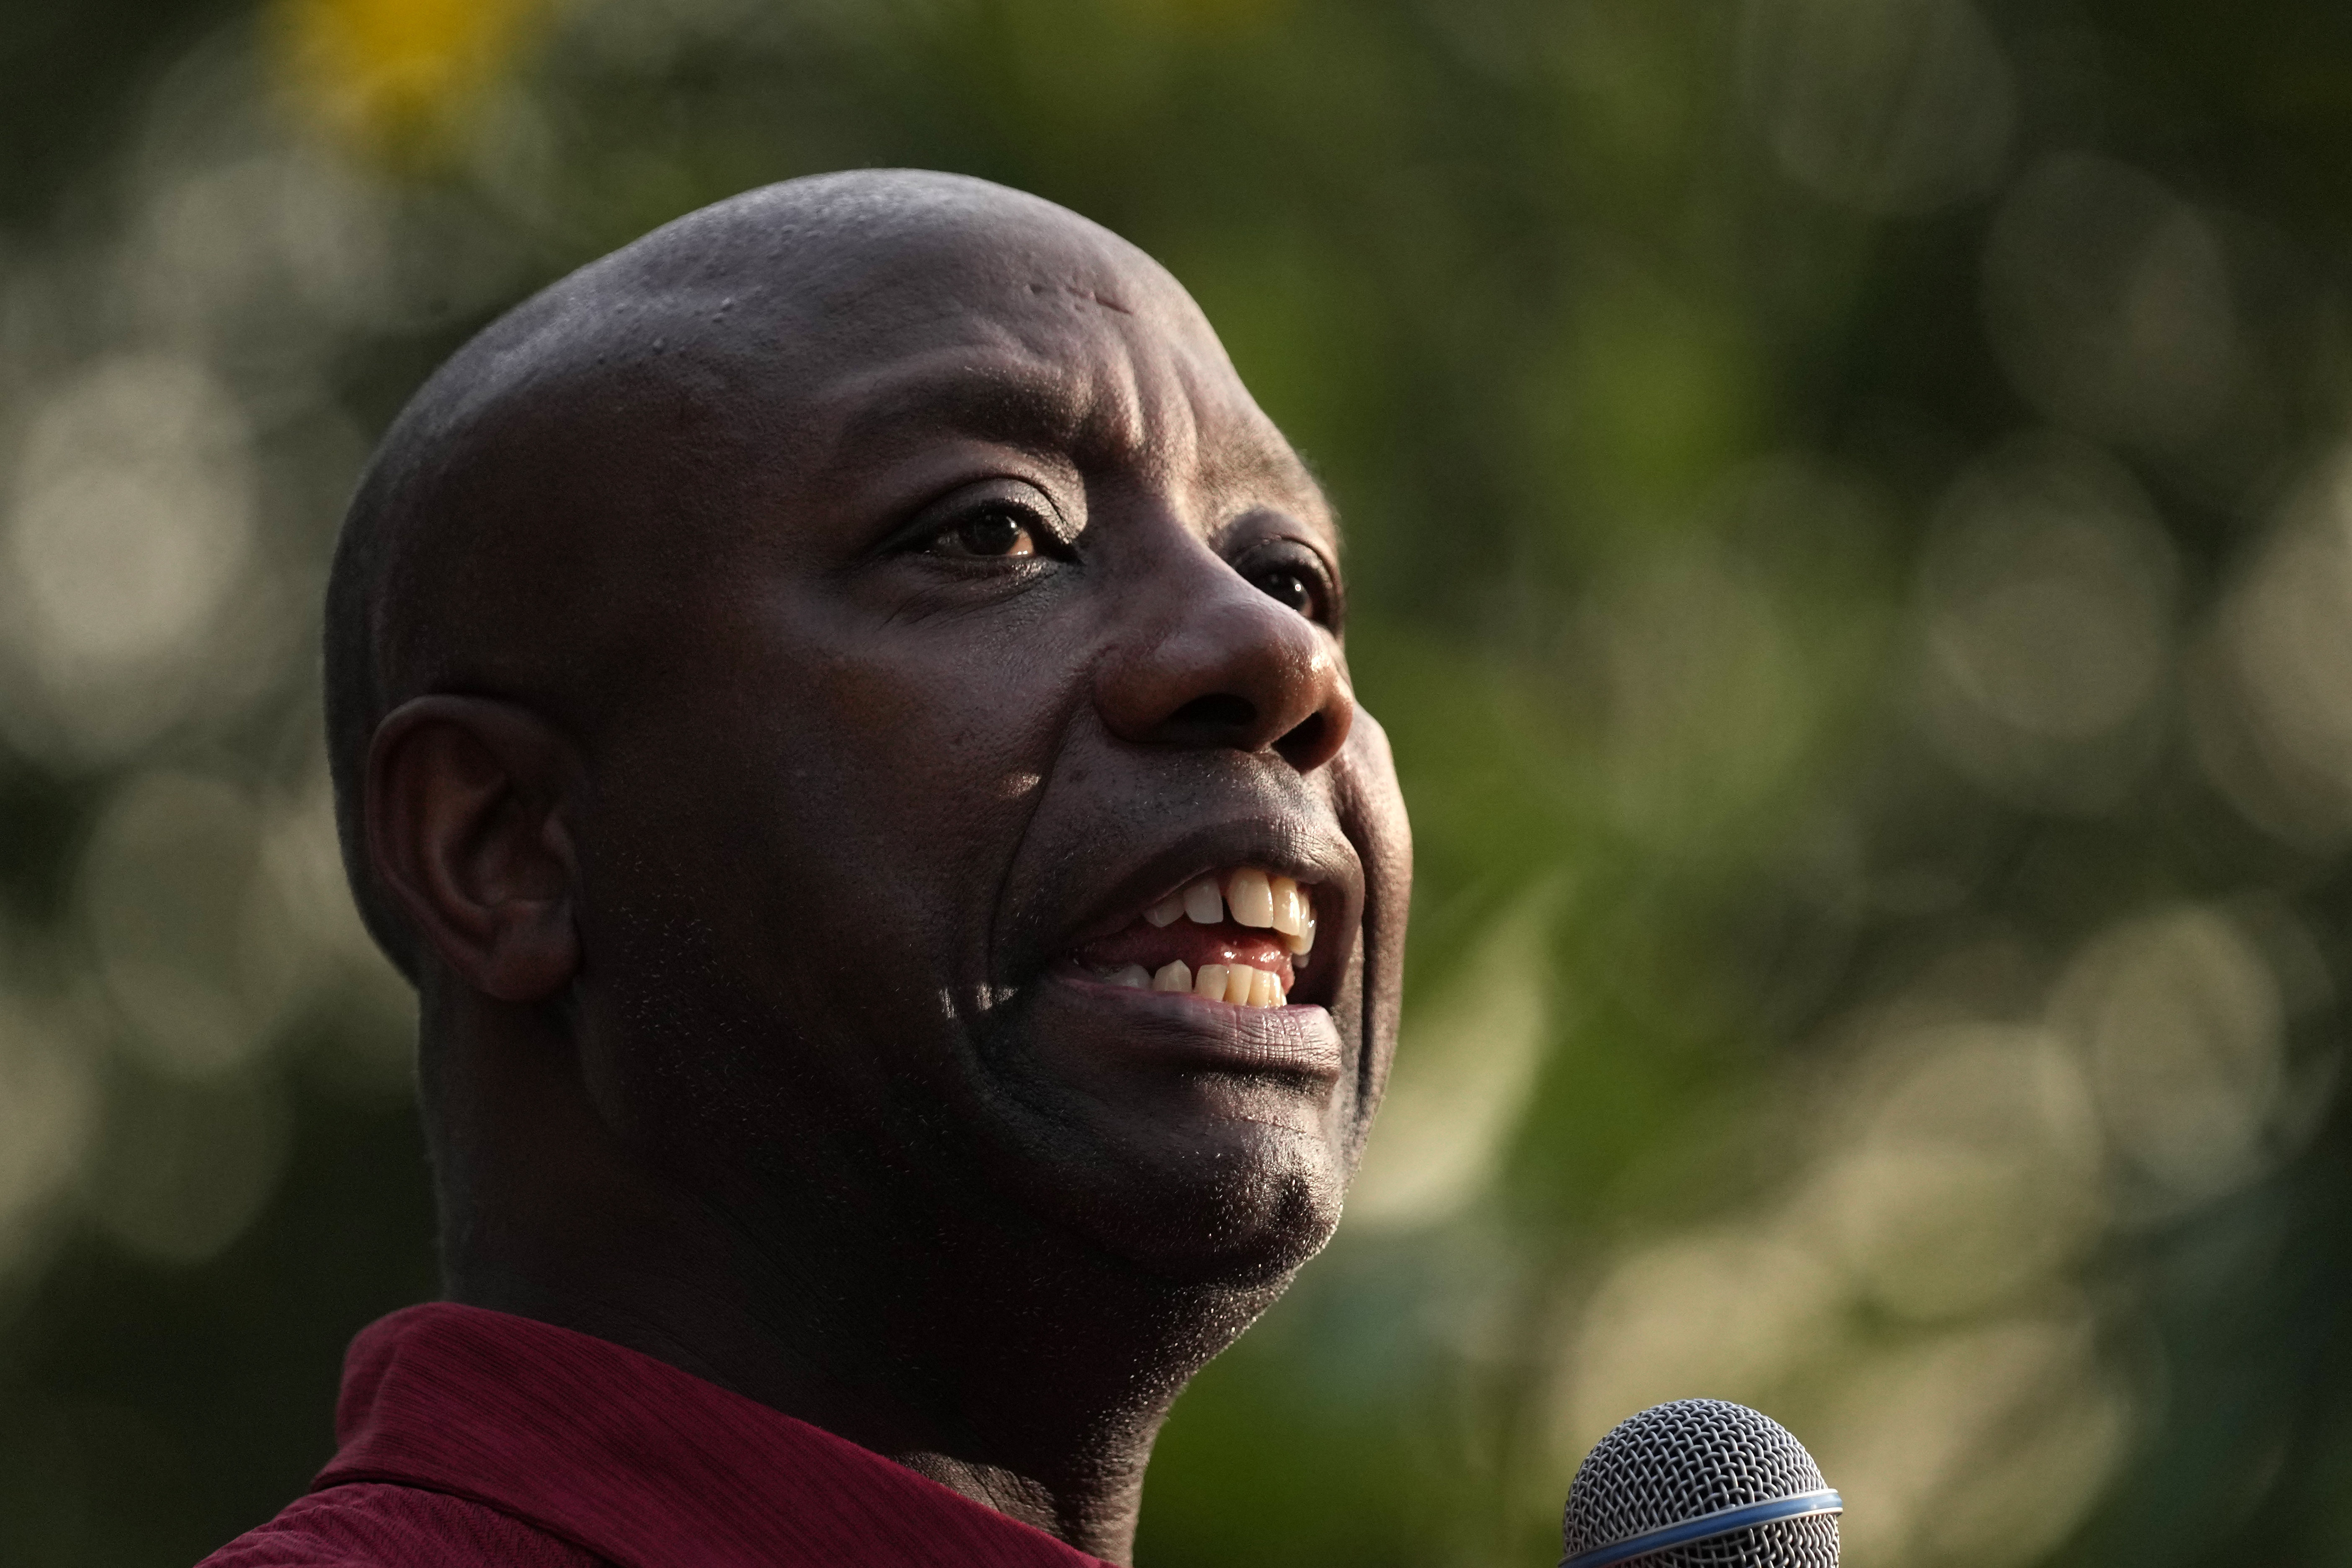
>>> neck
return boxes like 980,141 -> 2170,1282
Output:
429,995 -> 1277,1563
451,1225 -> 1261,1561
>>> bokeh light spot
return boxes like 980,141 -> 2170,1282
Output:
1740,0 -> 2015,214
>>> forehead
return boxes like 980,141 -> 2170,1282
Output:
754,222 -> 1333,528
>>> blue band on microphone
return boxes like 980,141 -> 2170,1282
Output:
1560,1489 -> 1844,1568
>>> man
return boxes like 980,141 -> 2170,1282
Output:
203,168 -> 1410,1567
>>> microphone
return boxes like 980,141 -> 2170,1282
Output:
1559,1399 -> 1841,1567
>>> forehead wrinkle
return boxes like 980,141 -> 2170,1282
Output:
821,351 -> 1096,477
1110,319 -> 1197,494
1066,314 -> 1323,534
809,332 -> 1174,495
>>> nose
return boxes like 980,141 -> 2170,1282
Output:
1095,544 -> 1354,773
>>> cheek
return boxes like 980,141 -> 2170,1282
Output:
570,663 -> 1065,1161
643,635 -> 1076,1019
799,654 -> 1053,897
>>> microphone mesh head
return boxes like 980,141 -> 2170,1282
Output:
1563,1399 -> 1839,1567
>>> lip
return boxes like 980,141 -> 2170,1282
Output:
1036,969 -> 1346,1081
1041,818 -> 1363,1014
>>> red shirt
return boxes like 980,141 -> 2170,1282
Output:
199,1303 -> 1118,1568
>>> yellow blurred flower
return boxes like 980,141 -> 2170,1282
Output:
276,0 -> 553,156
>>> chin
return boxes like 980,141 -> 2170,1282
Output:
968,975 -> 1360,1288
1090,1123 -> 1347,1289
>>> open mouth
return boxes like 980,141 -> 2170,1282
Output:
1066,866 -> 1320,1010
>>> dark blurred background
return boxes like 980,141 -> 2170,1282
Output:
5,0 -> 2352,1563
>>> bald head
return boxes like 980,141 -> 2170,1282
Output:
325,170 -> 1234,973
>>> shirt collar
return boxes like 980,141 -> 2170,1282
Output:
319,1302 -> 1115,1568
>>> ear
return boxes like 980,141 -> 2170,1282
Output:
365,695 -> 583,1003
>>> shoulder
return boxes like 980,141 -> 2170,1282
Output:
198,1483 -> 608,1568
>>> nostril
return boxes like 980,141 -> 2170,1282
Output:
1168,693 -> 1257,733
1273,711 -> 1327,766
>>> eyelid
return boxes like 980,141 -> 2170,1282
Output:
1221,516 -> 1339,575
1230,534 -> 1344,626
890,477 -> 1075,556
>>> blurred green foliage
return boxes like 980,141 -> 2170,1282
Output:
8,1 -> 2352,1565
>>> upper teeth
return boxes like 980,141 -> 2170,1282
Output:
1142,867 -> 1318,956
1099,958 -> 1288,1006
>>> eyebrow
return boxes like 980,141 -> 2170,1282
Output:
830,356 -> 1096,466
1204,442 -> 1338,538
819,352 -> 1338,534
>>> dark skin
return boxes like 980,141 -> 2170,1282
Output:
348,172 -> 1410,1563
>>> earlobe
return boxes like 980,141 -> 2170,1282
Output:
366,695 -> 584,1003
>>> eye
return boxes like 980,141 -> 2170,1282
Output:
1234,539 -> 1339,627
926,501 -> 1040,560
1249,563 -> 1319,617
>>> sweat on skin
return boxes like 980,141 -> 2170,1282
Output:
290,168 -> 1411,1565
